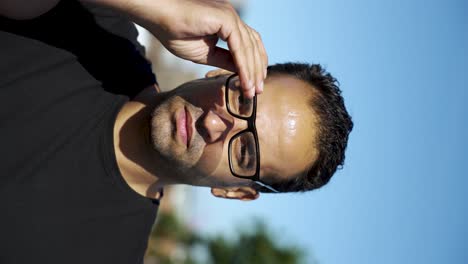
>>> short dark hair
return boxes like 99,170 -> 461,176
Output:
259,63 -> 353,193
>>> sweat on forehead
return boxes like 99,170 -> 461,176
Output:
255,74 -> 320,182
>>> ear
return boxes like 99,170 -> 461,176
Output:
211,186 -> 259,201
205,68 -> 234,78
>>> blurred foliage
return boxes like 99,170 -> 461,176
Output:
151,211 -> 201,245
206,222 -> 305,264
145,211 -> 312,264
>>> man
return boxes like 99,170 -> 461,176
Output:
0,0 -> 353,263
112,62 -> 353,200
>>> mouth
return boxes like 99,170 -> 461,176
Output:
176,106 -> 193,148
185,106 -> 193,148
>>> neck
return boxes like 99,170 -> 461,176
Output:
113,85 -> 174,199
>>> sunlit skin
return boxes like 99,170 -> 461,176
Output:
113,72 -> 319,201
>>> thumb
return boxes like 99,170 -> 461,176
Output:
205,46 -> 237,73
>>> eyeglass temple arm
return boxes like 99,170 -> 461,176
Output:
254,180 -> 280,193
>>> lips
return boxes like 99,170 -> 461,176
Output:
185,107 -> 193,148
176,106 -> 193,148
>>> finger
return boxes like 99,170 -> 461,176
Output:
205,46 -> 237,72
217,15 -> 254,98
252,29 -> 268,78
248,27 -> 264,94
205,68 -> 235,78
245,27 -> 262,95
238,23 -> 256,98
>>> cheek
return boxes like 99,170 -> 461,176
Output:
193,141 -> 225,177
199,145 -> 250,187
193,140 -> 246,187
175,82 -> 225,111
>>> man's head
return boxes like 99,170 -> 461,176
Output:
150,63 -> 353,200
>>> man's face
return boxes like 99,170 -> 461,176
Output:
150,73 -> 318,195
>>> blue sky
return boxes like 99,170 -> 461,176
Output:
190,0 -> 468,263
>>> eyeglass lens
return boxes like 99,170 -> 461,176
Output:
229,132 -> 257,176
226,76 -> 254,118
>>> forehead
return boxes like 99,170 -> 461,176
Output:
255,74 -> 319,180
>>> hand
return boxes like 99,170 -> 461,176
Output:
128,0 -> 268,98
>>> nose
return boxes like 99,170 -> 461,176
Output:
199,110 -> 229,143
199,110 -> 246,143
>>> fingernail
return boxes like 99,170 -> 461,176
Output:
248,79 -> 254,90
264,69 -> 267,78
246,89 -> 254,99
258,81 -> 264,92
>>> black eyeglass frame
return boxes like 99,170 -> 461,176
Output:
225,74 -> 279,193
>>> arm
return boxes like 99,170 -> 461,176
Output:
1,0 -> 157,98
1,0 -> 268,99
0,0 -> 60,20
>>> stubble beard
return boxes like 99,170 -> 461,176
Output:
149,95 -> 205,182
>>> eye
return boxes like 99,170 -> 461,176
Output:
237,137 -> 248,167
230,132 -> 257,175
237,95 -> 245,107
236,136 -> 256,169
237,95 -> 252,115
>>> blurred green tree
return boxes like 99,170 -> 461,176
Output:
205,221 -> 305,264
145,212 -> 311,264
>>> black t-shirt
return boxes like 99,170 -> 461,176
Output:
0,9 -> 159,264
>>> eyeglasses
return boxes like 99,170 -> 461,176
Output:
225,74 -> 279,193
